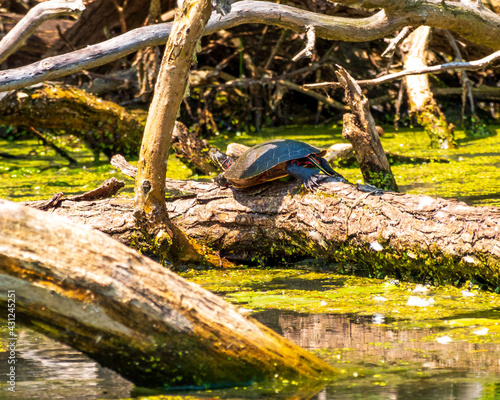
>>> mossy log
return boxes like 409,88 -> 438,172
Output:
29,173 -> 500,289
0,83 -> 145,159
0,83 -> 216,173
0,199 -> 335,389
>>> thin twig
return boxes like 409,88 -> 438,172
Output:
304,49 -> 500,89
263,29 -> 286,71
292,25 -> 316,62
27,127 -> 78,166
110,0 -> 129,34
381,27 -> 412,58
394,80 -> 405,131
444,29 -> 476,119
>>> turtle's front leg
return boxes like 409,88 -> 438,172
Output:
285,163 -> 324,190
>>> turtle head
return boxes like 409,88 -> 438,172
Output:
209,147 -> 234,171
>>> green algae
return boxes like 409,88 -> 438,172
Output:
0,138 -> 193,201
181,267 -> 500,344
2,125 -> 500,206
3,126 -> 500,352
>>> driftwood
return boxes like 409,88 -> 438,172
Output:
32,164 -> 500,288
402,26 -> 455,149
31,177 -> 125,211
0,199 -> 335,388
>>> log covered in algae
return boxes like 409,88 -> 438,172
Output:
0,199 -> 335,388
30,171 -> 500,289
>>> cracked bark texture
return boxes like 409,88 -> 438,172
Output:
30,178 -> 500,288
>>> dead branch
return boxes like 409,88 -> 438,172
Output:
278,80 -> 347,111
445,30 -> 476,120
0,0 -> 85,65
1,0 -> 500,92
292,25 -> 316,62
0,199 -> 334,388
31,177 -> 125,210
27,126 -> 78,165
305,49 -> 500,89
336,67 -> 398,191
381,26 -> 412,58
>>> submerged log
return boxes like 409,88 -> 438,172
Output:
0,199 -> 335,388
30,170 -> 500,289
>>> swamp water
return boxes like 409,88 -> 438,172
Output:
1,126 -> 500,399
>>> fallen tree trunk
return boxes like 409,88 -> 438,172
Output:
30,172 -> 500,289
0,199 -> 335,389
0,83 -> 145,160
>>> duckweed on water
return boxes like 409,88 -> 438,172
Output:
1,125 -> 500,205
0,138 -> 193,200
182,268 -> 500,343
3,127 -> 500,396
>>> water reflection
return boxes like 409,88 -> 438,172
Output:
253,310 -> 500,373
252,311 -> 500,400
0,328 -> 133,399
1,312 -> 500,400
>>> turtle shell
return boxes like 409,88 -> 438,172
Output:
223,139 -> 325,188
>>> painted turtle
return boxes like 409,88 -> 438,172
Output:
210,139 -> 346,190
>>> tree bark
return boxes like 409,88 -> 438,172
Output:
335,67 -> 399,191
0,199 -> 335,389
31,173 -> 500,289
402,26 -> 455,149
133,0 -> 213,265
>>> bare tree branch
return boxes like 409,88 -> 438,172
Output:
0,0 -> 85,65
1,0 -> 499,92
304,49 -> 500,89
381,26 -> 412,58
292,25 -> 316,62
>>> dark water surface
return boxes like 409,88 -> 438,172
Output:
1,310 -> 500,400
